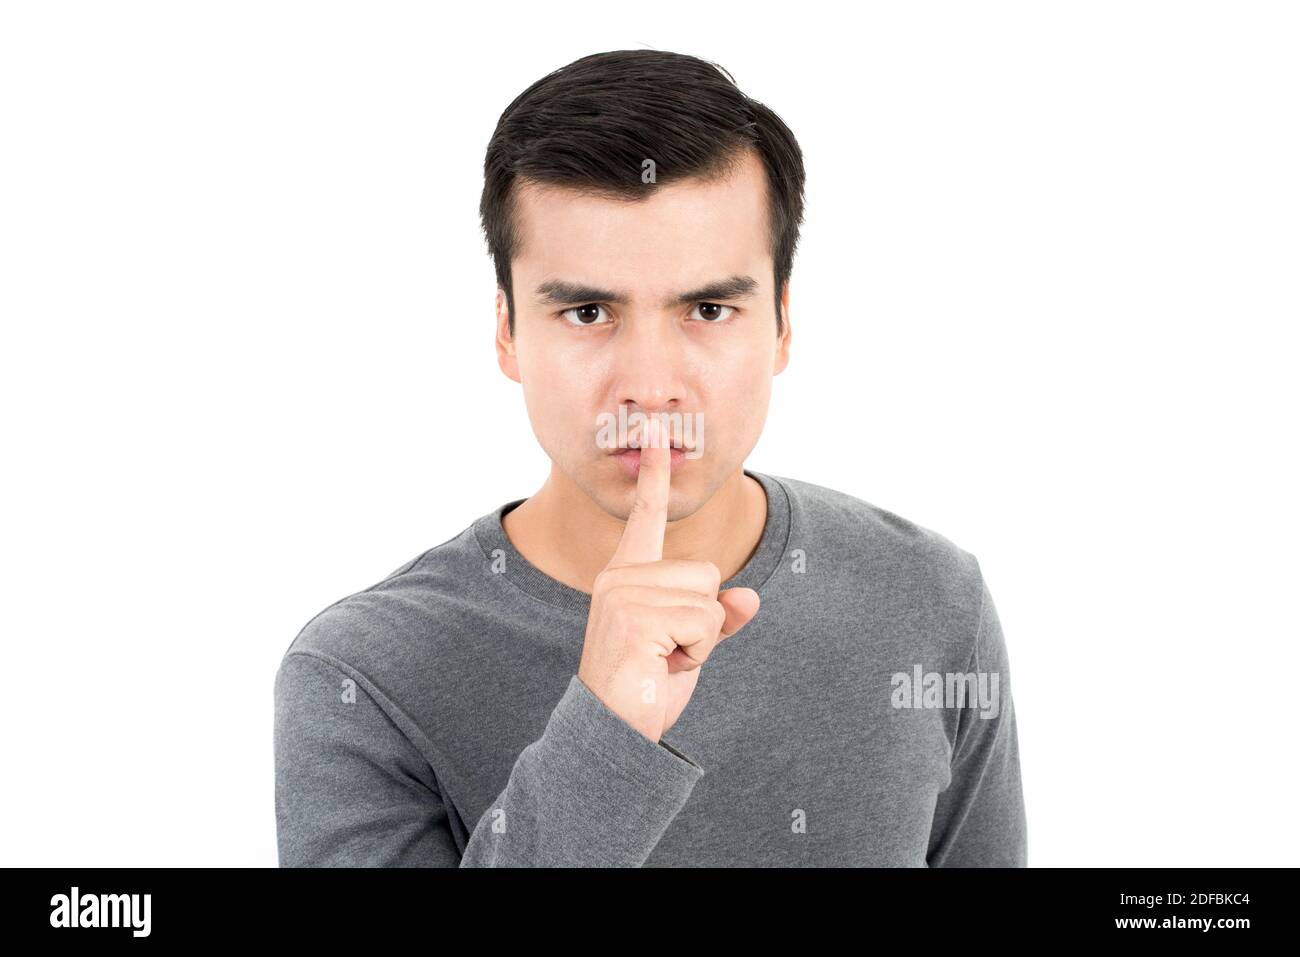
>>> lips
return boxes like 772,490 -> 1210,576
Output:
610,438 -> 694,453
611,445 -> 689,478
609,427 -> 695,454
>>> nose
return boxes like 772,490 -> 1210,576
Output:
611,314 -> 688,415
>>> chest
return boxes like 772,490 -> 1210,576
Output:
646,639 -> 954,865
439,622 -> 958,866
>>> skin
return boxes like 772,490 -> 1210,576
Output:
493,147 -> 792,740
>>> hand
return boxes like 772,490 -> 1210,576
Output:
576,416 -> 760,742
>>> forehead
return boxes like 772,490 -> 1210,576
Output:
510,149 -> 772,295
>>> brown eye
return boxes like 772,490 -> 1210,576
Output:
561,304 -> 611,325
690,303 -> 735,322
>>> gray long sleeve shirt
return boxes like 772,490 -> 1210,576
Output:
273,471 -> 1027,866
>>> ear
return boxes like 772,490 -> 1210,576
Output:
495,287 -> 521,383
773,281 -> 792,376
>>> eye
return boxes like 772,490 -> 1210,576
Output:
689,302 -> 736,323
559,304 -> 611,326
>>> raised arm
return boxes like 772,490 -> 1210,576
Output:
273,650 -> 704,867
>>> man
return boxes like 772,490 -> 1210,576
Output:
274,49 -> 1027,867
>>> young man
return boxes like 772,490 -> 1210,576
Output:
274,49 -> 1027,867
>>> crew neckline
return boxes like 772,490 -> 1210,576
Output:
472,469 -> 792,615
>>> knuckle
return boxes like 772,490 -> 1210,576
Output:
687,642 -> 713,666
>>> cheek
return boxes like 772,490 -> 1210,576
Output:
736,378 -> 773,435
699,373 -> 771,458
705,346 -> 773,408
518,363 -> 592,449
517,329 -> 601,395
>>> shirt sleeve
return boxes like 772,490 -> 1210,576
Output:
273,652 -> 703,867
925,572 -> 1028,866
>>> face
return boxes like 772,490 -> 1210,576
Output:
496,149 -> 791,522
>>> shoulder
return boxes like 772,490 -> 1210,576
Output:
278,521 -> 498,682
764,472 -> 986,624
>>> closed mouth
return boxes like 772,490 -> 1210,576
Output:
609,440 -> 693,453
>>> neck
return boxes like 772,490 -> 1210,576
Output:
502,465 -> 768,595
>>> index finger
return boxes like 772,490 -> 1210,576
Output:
608,414 -> 670,567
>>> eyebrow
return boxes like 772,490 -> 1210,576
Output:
533,275 -> 760,308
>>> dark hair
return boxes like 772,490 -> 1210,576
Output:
479,49 -> 805,336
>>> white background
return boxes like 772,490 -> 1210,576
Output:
2,1 -> 1296,866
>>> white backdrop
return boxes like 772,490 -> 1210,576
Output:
2,0 -> 1296,866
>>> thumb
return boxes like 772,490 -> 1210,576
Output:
717,587 -> 760,638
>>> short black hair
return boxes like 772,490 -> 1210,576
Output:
479,49 -> 806,336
